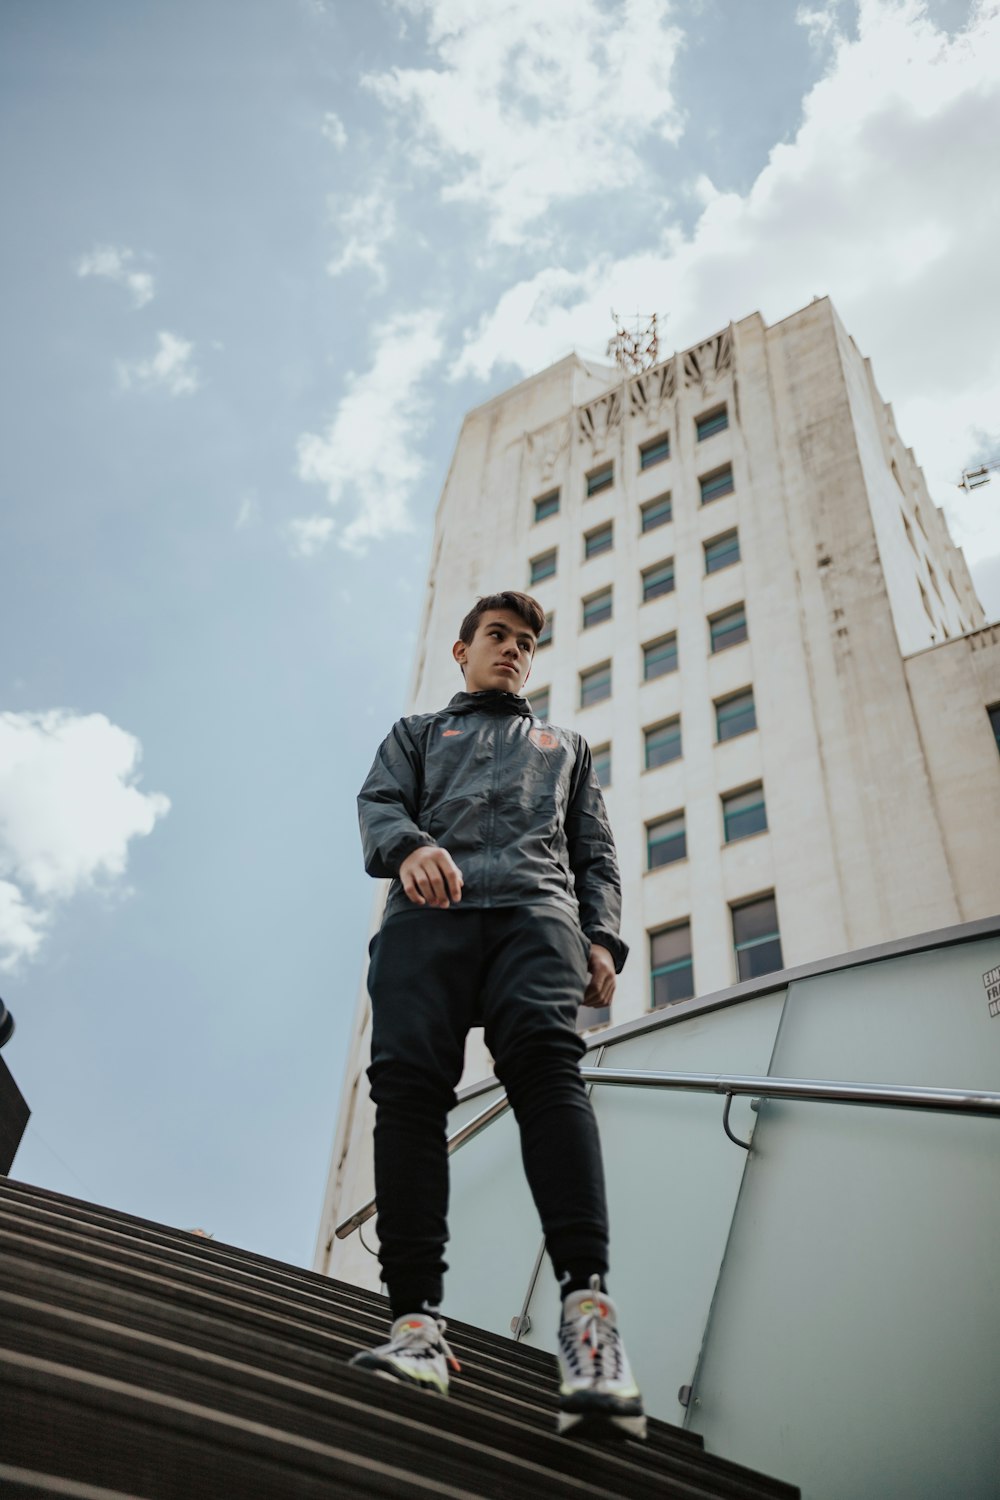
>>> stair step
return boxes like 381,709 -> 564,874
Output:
0,1178 -> 799,1500
1,1294 -> 785,1500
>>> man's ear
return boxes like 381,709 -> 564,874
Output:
452,639 -> 467,675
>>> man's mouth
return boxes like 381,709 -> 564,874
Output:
496,663 -> 517,674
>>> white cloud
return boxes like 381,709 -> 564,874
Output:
0,881 -> 48,971
326,186 -> 397,286
236,492 -> 260,530
77,244 -> 155,308
796,0 -> 850,46
455,0 -> 1000,562
322,110 -> 348,148
0,710 -> 170,972
364,0 -> 685,245
295,308 -> 444,552
287,515 -> 336,556
118,331 -> 200,396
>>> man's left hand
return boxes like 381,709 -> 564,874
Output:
582,943 -> 615,1009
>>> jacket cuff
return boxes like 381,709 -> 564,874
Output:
584,929 -> 629,974
385,831 -> 437,876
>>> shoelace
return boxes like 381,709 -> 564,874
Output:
392,1316 -> 462,1373
564,1302 -> 623,1381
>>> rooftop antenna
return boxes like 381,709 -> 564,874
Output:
608,310 -> 659,375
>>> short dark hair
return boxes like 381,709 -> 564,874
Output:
458,591 -> 545,645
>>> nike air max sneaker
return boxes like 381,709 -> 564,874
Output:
557,1277 -> 646,1439
349,1313 -> 460,1396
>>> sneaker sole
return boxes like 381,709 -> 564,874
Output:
557,1408 -> 647,1441
348,1352 -> 448,1396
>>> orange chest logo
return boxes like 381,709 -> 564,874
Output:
442,729 -> 462,737
529,727 -> 559,751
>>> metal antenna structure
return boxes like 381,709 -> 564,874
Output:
607,310 -> 659,375
958,457 -> 1000,492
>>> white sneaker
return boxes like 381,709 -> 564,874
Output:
557,1277 -> 646,1439
349,1313 -> 459,1395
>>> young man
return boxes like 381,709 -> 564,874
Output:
350,590 -> 645,1439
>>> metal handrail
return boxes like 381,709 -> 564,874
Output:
334,1066 -> 1000,1240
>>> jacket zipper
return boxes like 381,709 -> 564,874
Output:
484,715 -> 507,905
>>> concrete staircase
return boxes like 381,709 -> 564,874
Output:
0,1177 -> 799,1499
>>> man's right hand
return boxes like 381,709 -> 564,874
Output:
399,846 -> 464,908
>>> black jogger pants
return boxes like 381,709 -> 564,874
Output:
366,904 -> 610,1317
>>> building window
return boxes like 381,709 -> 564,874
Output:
716,688 -> 756,742
914,503 -> 928,538
583,587 -> 613,629
642,558 -> 675,602
902,512 -> 917,553
643,633 -> 678,681
700,464 -> 735,504
732,895 -> 783,982
696,405 -> 729,442
641,493 -> 672,532
650,923 -> 694,1008
531,687 -> 550,721
723,784 -> 768,843
537,613 -> 554,649
988,704 -> 1000,758
647,811 -> 686,869
705,529 -> 740,574
585,521 -> 614,559
534,489 -> 560,523
639,433 -> 670,469
645,717 -> 681,770
928,561 -> 943,602
586,461 -> 614,497
710,603 -> 748,653
592,742 -> 611,788
530,549 -> 557,585
580,661 -> 612,708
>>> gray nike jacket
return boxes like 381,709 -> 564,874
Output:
357,688 -> 628,972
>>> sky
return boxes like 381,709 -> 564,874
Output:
2,0 -> 999,1269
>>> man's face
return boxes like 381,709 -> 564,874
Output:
453,609 -> 536,695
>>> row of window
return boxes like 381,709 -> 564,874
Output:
575,405 -> 729,498
531,686 -> 757,762
528,626 -> 752,728
647,784 -> 768,870
531,525 -> 740,590
535,536 -> 742,644
650,895 -> 784,1006
581,893 -> 783,1027
539,605 -> 747,713
534,457 -> 734,527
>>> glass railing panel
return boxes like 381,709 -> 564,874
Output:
446,990 -> 785,1388
442,1101 -> 547,1335
688,934 -> 1000,1500
525,992 -> 783,1378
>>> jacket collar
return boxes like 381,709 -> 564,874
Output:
447,689 -> 533,718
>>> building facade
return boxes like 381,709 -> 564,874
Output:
315,296 -> 1000,1285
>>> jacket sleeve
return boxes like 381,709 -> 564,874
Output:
357,719 -> 437,879
565,739 -> 629,973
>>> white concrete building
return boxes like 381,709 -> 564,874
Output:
315,296 -> 1000,1285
